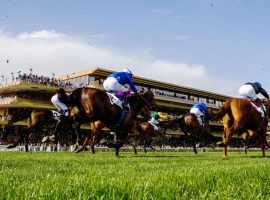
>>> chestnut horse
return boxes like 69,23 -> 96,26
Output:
215,98 -> 270,157
68,87 -> 155,156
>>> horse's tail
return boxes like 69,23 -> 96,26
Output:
214,99 -> 232,121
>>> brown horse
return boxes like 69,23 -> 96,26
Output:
75,104 -> 151,154
68,87 -> 155,156
215,98 -> 269,157
132,121 -> 167,154
177,112 -> 214,154
6,109 -> 76,151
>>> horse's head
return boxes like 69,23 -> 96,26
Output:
56,88 -> 69,105
128,89 -> 156,120
67,88 -> 83,107
262,98 -> 270,118
6,108 -> 29,124
206,108 -> 214,122
140,89 -> 157,110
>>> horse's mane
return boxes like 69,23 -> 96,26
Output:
68,88 -> 83,106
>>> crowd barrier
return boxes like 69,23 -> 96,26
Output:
0,145 -> 261,153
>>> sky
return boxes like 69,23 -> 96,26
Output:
1,0 -> 270,97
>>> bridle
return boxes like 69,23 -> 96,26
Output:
137,92 -> 156,110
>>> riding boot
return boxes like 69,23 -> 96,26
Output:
122,92 -> 129,111
254,98 -> 266,115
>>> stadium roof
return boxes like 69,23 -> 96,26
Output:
59,67 -> 233,101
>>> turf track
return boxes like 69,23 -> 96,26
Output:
1,151 -> 270,200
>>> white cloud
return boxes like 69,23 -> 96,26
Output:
18,30 -> 65,40
0,29 -> 238,96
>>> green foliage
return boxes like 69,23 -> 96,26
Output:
0,152 -> 270,200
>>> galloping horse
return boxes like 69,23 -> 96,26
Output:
177,112 -> 213,154
6,109 -> 75,150
68,87 -> 155,156
74,97 -> 152,154
132,121 -> 167,154
215,98 -> 270,157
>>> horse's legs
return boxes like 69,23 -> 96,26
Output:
90,134 -> 96,154
242,132 -> 250,154
24,131 -> 30,152
90,122 -> 104,154
131,135 -> 138,155
192,137 -> 198,154
222,128 -> 229,157
6,133 -> 23,148
260,131 -> 266,157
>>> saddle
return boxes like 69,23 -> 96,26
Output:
106,92 -> 130,111
107,92 -> 123,108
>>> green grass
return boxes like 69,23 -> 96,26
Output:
1,151 -> 270,200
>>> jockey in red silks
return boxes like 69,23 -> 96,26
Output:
103,68 -> 137,111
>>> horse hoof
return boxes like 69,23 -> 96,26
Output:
216,141 -> 226,147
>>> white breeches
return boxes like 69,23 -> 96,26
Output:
148,118 -> 159,126
190,107 -> 204,117
190,107 -> 203,126
51,94 -> 69,116
103,77 -> 128,93
238,84 -> 257,100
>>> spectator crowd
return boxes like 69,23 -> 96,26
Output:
16,72 -> 73,88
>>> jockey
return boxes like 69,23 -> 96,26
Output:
190,102 -> 209,126
103,68 -> 137,111
239,82 -> 269,102
148,113 -> 162,133
51,88 -> 70,118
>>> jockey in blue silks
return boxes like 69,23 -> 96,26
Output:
103,68 -> 137,111
190,102 -> 209,126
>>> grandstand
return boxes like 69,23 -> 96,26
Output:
0,67 -> 265,146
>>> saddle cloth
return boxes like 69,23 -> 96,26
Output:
106,92 -> 123,109
148,121 -> 160,131
51,110 -> 61,121
250,102 -> 266,117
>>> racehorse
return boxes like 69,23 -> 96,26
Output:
6,109 -> 75,151
74,105 -> 151,154
215,98 -> 270,157
5,108 -> 33,150
177,112 -> 214,154
67,87 -> 156,156
132,121 -> 167,154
